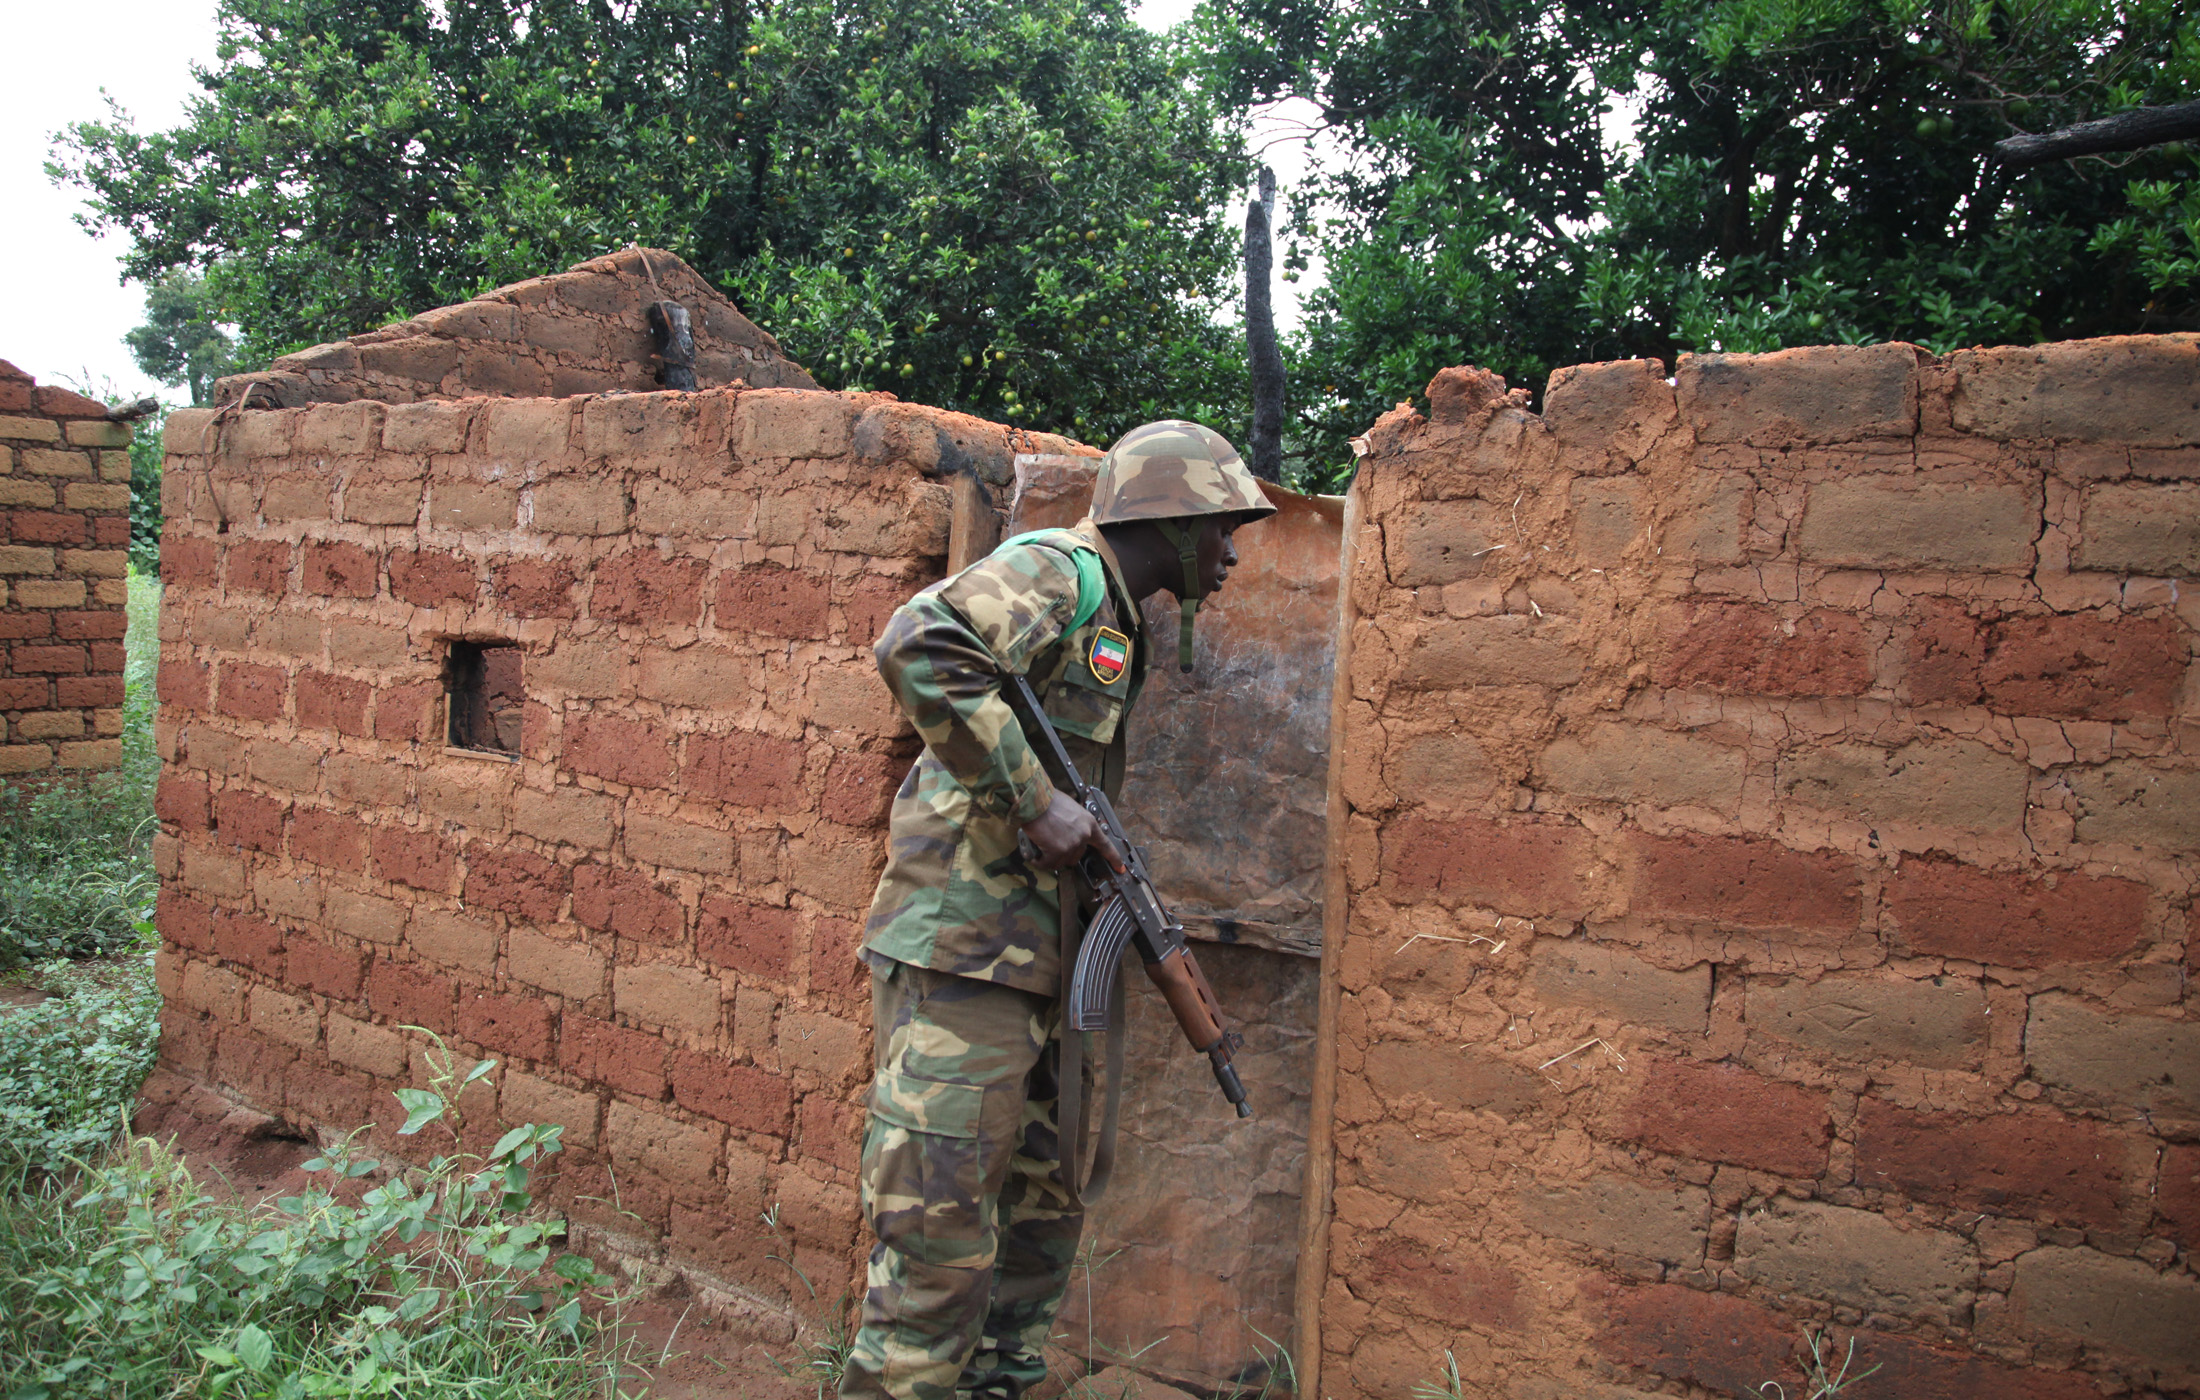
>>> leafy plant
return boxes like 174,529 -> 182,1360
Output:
0,1043 -> 631,1398
0,937 -> 161,1178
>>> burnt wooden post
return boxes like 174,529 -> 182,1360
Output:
1245,165 -> 1285,483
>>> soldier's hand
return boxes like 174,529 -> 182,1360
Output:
1022,789 -> 1127,873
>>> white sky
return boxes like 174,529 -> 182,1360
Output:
0,0 -> 224,401
0,0 -> 1322,400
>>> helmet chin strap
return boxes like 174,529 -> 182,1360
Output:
1153,519 -> 1204,673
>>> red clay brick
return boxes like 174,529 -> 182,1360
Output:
1628,1058 -> 1830,1177
0,614 -> 51,640
370,827 -> 457,892
670,1050 -> 794,1134
156,659 -> 209,711
564,715 -> 676,788
88,641 -> 124,673
1628,830 -> 1859,935
1885,858 -> 2145,967
226,540 -> 292,595
155,773 -> 211,830
294,671 -> 371,735
1853,1100 -> 2143,1230
214,789 -> 286,852
35,384 -> 107,418
162,534 -> 217,587
684,730 -> 810,812
808,914 -> 867,1005
366,961 -> 455,1033
157,889 -> 214,953
1908,607 -> 2185,721
570,865 -> 685,944
290,807 -> 370,872
160,1014 -> 219,1078
696,898 -> 796,979
492,557 -> 577,618
213,910 -> 286,977
2159,1143 -> 2200,1250
463,845 -> 572,924
558,1016 -> 668,1099
0,677 -> 48,708
94,516 -> 129,546
57,674 -> 124,706
1599,1285 -> 1795,1398
1360,1239 -> 1522,1330
822,751 -> 904,827
716,564 -> 829,639
589,551 -> 706,626
389,548 -> 478,607
457,986 -> 557,1061
1840,1331 -> 2108,1400
212,1027 -> 295,1110
55,610 -> 129,640
301,540 -> 379,597
11,644 -> 87,674
10,510 -> 86,545
840,573 -> 916,644
217,662 -> 288,721
1382,814 -> 1593,917
287,936 -> 368,1001
797,1091 -> 863,1172
373,681 -> 440,742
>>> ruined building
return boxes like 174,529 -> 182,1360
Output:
145,251 -> 2199,1398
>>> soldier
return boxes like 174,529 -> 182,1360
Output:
840,422 -> 1277,1400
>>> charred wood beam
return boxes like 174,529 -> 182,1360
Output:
1994,100 -> 2200,167
1245,165 -> 1286,484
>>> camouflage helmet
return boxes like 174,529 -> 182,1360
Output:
1090,420 -> 1276,527
1090,420 -> 1275,672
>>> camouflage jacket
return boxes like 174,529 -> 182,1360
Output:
861,518 -> 1147,996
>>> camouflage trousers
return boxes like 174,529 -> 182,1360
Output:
838,959 -> 1085,1400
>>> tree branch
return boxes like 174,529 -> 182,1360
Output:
1994,100 -> 2200,167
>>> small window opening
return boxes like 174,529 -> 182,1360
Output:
446,641 -> 524,755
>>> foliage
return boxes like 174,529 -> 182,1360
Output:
0,941 -> 162,1177
124,271 -> 235,407
0,1048 -> 629,1398
129,407 -> 166,575
0,576 -> 159,970
52,0 -> 1253,445
1199,0 -> 2200,485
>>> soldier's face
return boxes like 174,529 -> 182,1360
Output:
1197,519 -> 1239,596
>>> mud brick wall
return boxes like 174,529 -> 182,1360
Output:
147,385 -> 1085,1314
1310,337 -> 2200,1400
212,249 -> 817,411
0,359 -> 134,778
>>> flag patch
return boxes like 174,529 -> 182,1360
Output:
1088,628 -> 1130,684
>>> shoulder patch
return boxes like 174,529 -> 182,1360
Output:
1088,627 -> 1130,684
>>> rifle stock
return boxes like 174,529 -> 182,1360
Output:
1006,675 -> 1252,1120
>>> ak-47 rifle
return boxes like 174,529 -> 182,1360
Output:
1005,674 -> 1252,1120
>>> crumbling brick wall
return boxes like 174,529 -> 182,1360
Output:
146,384 -> 1082,1309
211,249 -> 816,410
0,359 -> 133,777
1307,337 -> 2200,1399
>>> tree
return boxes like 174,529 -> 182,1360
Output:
1198,0 -> 2200,486
54,0 -> 1251,444
124,271 -> 235,407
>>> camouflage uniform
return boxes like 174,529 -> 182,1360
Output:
842,424 -> 1274,1400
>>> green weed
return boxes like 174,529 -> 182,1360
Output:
0,1044 -> 635,1398
0,934 -> 161,1177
